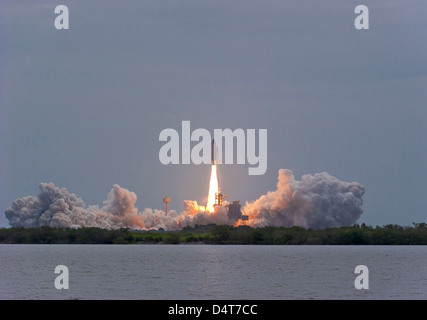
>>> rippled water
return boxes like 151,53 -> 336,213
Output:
0,245 -> 425,300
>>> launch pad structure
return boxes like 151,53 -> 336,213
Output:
210,138 -> 249,225
214,192 -> 249,225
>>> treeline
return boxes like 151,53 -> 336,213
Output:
196,223 -> 427,245
0,223 -> 426,245
0,226 -> 134,244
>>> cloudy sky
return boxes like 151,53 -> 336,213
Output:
0,0 -> 426,227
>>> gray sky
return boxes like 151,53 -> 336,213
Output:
1,0 -> 426,227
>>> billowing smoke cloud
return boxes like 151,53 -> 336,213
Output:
140,200 -> 231,231
4,182 -> 232,230
5,169 -> 365,230
5,182 -> 146,229
243,169 -> 365,229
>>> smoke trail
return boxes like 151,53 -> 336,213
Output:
243,169 -> 365,229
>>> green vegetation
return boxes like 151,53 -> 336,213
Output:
0,226 -> 134,244
0,223 -> 426,245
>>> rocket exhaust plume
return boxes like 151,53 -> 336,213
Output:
206,139 -> 220,212
206,164 -> 219,212
4,180 -> 231,230
5,167 -> 365,230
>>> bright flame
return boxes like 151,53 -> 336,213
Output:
206,165 -> 219,212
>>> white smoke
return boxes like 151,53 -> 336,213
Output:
5,169 -> 365,230
243,169 -> 365,229
4,182 -> 232,230
5,182 -> 145,229
140,201 -> 231,231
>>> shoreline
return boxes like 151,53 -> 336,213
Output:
1,224 -> 426,245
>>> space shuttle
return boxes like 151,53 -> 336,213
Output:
211,139 -> 216,164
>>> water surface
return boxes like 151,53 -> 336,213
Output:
0,245 -> 425,299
